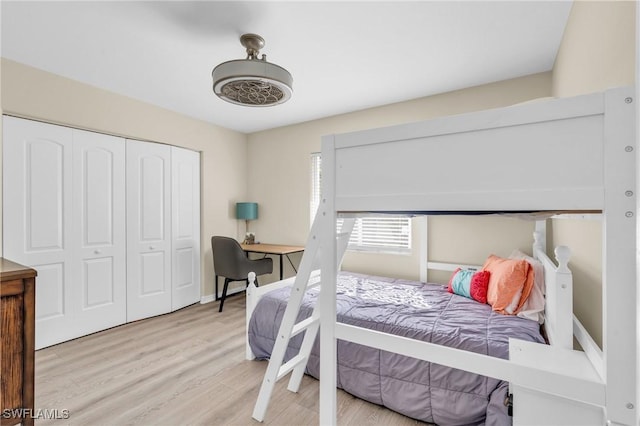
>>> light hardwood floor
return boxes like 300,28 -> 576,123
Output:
35,294 -> 428,425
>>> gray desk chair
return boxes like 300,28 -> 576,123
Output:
211,236 -> 273,312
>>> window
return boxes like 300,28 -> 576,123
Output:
310,153 -> 411,253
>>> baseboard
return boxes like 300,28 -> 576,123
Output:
200,294 -> 215,304
200,287 -> 245,304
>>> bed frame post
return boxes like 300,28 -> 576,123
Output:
534,220 -> 546,253
552,245 -> 573,350
319,135 -> 338,426
419,216 -> 428,282
602,87 -> 637,425
246,272 -> 257,360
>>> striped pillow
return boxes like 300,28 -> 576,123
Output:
447,268 -> 490,304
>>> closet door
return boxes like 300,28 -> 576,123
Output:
171,146 -> 201,310
3,117 -> 74,349
3,118 -> 128,348
126,140 -> 172,321
72,129 -> 126,336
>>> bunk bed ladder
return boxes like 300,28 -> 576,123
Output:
252,212 -> 355,422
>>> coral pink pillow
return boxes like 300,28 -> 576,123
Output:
447,268 -> 490,304
482,255 -> 533,315
509,250 -> 544,322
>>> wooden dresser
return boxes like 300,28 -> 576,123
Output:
1,258 -> 36,426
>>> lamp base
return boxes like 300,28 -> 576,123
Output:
243,219 -> 255,244
243,232 -> 256,245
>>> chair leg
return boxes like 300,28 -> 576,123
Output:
215,275 -> 219,301
219,278 -> 230,312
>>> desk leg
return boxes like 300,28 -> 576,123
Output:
279,254 -> 284,280
285,254 -> 298,274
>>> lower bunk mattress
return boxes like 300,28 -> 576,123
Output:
248,271 -> 545,425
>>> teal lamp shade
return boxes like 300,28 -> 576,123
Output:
236,202 -> 258,220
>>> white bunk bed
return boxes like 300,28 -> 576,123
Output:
246,227 -> 579,421
250,86 -> 637,425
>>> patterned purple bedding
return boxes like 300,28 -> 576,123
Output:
248,271 -> 545,425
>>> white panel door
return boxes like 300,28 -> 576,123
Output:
171,146 -> 201,310
72,129 -> 126,336
3,116 -> 75,349
127,140 -> 172,321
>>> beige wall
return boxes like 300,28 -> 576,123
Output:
427,215 -> 537,284
1,59 -> 248,298
552,0 -> 635,97
247,72 -> 552,284
549,217 -> 604,347
549,0 -> 636,348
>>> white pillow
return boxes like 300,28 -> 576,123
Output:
509,249 -> 545,324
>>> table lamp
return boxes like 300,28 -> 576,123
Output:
236,202 -> 258,243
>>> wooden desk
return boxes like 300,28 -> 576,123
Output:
241,243 -> 304,281
0,258 -> 36,426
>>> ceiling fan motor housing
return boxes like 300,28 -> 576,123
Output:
212,34 -> 293,106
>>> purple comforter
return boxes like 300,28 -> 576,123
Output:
248,271 -> 544,425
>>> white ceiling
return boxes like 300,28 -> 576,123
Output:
1,1 -> 573,134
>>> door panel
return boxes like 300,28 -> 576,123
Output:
171,147 -> 200,310
127,140 -> 172,321
34,262 -> 66,320
140,156 -> 166,241
3,116 -> 74,349
26,141 -> 66,251
175,247 -> 194,288
72,129 -> 126,337
82,257 -> 114,307
83,149 -> 114,245
140,251 -> 166,295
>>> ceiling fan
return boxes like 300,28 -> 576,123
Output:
211,33 -> 293,107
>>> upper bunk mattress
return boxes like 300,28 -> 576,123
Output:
248,271 -> 545,425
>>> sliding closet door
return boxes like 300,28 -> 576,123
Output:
126,140 -> 172,321
72,129 -> 126,337
3,117 -> 75,349
171,146 -> 201,310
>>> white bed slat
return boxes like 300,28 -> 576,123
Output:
335,323 -> 605,407
290,315 -> 319,338
277,354 -> 307,381
573,315 -> 604,381
427,261 -> 482,272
